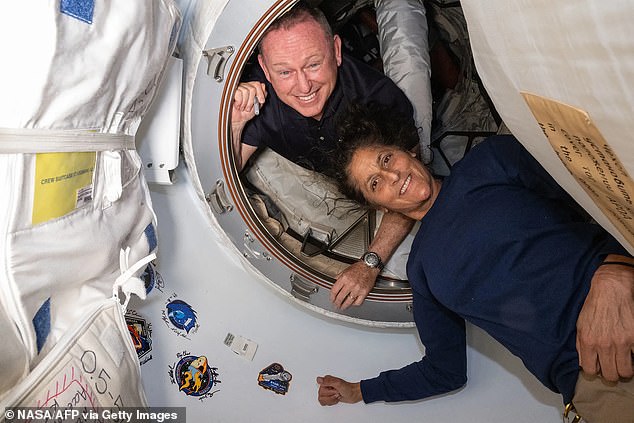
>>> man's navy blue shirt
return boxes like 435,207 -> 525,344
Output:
241,55 -> 415,177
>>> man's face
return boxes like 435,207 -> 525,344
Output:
258,19 -> 342,121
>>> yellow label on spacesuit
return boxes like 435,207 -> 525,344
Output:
522,92 -> 634,248
32,152 -> 96,225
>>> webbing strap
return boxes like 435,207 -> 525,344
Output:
0,128 -> 135,153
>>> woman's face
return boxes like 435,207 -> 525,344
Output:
347,145 -> 440,220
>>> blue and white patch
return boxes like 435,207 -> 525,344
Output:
161,293 -> 199,339
60,0 -> 95,24
141,262 -> 158,295
166,300 -> 198,333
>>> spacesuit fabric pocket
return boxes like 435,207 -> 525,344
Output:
0,298 -> 148,412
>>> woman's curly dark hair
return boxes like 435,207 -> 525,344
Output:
327,102 -> 419,206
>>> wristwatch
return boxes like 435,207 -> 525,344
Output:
361,251 -> 384,271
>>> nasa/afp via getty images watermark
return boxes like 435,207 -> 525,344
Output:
4,407 -> 186,423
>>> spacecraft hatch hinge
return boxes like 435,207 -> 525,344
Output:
290,274 -> 319,302
206,179 -> 233,214
202,46 -> 235,82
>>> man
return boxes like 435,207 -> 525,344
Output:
231,2 -> 419,309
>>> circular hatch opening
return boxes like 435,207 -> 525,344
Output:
189,0 -> 498,325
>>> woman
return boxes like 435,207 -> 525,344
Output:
317,104 -> 634,422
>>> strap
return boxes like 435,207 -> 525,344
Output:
599,260 -> 634,269
0,128 -> 135,153
113,247 -> 157,311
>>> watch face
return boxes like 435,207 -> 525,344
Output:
364,252 -> 380,267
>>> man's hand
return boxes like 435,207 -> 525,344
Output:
330,261 -> 379,310
576,255 -> 634,382
231,82 -> 266,169
316,375 -> 363,406
231,81 -> 267,124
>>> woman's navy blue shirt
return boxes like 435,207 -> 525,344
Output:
360,135 -> 628,404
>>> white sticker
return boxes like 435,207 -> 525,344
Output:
224,333 -> 258,361
76,184 -> 94,208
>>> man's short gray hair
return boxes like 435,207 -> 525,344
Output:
258,1 -> 334,55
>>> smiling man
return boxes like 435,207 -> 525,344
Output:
230,1 -> 419,309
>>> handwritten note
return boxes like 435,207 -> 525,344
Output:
522,92 -> 634,248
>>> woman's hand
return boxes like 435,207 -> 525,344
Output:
576,255 -> 634,381
316,375 -> 363,406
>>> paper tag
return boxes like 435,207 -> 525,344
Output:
522,92 -> 634,247
224,333 -> 258,361
32,152 -> 96,225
